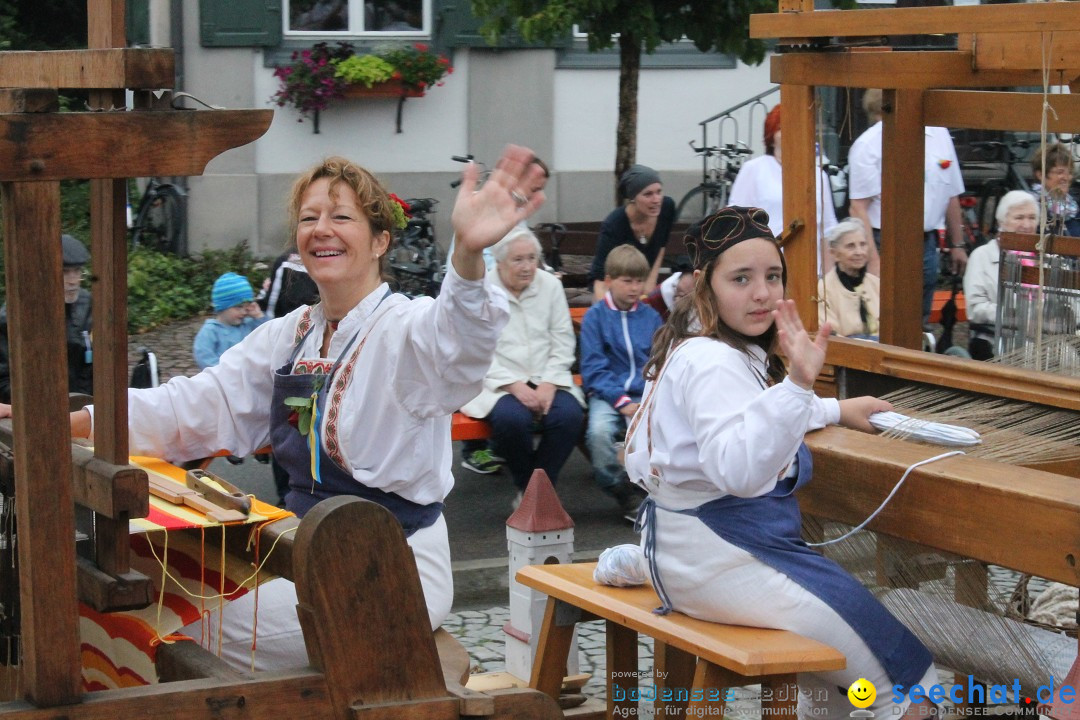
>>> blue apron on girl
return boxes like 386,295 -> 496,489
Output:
631,342 -> 931,690
639,444 -> 931,690
269,296 -> 443,536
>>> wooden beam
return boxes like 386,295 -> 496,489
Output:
0,425 -> 148,518
0,672 -> 333,719
770,51 -> 1054,90
878,89 -> 925,350
971,31 -> 1080,72
0,49 -> 174,91
802,426 -> 1080,586
780,83 -> 819,330
751,3 -> 1080,40
998,231 -> 1080,258
87,0 -> 137,584
824,337 -> 1080,412
0,110 -> 273,181
924,90 -> 1080,133
0,89 -> 58,114
1,181 -> 81,706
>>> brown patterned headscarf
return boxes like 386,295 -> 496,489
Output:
684,206 -> 785,282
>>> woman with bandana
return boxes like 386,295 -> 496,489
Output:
624,206 -> 938,718
589,164 -> 677,302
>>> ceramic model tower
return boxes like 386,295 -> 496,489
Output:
504,469 -> 578,682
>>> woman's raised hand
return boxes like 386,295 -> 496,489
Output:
451,145 -> 546,257
773,299 -> 830,390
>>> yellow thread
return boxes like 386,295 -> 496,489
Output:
142,524 -> 298,603
153,529 -> 170,645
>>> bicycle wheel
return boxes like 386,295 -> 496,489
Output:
676,185 -> 725,226
132,184 -> 185,254
976,181 -> 1007,241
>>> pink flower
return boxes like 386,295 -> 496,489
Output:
415,43 -> 429,52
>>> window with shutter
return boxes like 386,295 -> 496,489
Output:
200,0 -> 283,47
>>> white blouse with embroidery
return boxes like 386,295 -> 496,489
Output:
93,265 -> 509,505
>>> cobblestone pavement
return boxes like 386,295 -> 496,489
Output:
442,606 -> 657,707
127,314 -> 207,382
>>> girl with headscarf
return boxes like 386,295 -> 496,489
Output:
589,164 -> 677,301
624,206 -> 938,718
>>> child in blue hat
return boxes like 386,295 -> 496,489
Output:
193,272 -> 267,369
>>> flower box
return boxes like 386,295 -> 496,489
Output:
341,79 -> 424,99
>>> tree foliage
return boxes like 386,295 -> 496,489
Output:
471,0 -> 777,197
473,0 -> 774,63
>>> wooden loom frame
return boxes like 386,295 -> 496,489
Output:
751,0 -> 1080,665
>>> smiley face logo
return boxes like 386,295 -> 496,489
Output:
847,678 -> 876,708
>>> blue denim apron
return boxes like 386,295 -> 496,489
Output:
269,296 -> 443,536
638,444 -> 932,689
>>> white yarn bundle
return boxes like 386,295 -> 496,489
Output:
869,411 -> 982,447
593,544 -> 648,587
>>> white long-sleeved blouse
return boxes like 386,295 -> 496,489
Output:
93,265 -> 509,506
460,268 -> 584,419
625,337 -> 839,508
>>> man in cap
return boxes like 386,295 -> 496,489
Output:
0,234 -> 94,402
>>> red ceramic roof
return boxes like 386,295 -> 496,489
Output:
506,469 -> 574,532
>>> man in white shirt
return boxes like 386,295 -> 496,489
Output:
848,89 -> 968,327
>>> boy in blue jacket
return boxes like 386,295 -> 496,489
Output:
580,245 -> 662,520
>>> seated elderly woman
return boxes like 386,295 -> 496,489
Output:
817,217 -> 881,341
461,227 -> 585,506
1030,142 -> 1079,237
964,190 -> 1038,360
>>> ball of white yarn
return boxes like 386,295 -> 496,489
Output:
593,544 -> 648,587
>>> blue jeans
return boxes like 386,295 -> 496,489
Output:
489,389 -> 584,491
874,228 -> 939,325
586,397 -> 628,491
923,231 -> 939,325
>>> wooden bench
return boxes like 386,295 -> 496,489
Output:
517,561 -> 846,720
929,289 -> 967,324
533,223 -> 691,289
451,371 -> 586,443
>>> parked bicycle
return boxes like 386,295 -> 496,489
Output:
675,141 -> 752,225
964,139 -> 1033,243
388,196 -> 443,298
129,177 -> 186,255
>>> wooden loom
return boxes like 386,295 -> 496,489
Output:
0,2 -> 561,718
752,0 -> 1080,680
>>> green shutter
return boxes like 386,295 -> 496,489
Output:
434,0 -> 567,49
200,0 -> 282,47
126,0 -> 150,47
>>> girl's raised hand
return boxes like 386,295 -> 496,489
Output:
773,299 -> 830,390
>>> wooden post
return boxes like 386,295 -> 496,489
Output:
87,0 -> 132,577
780,82 -> 819,330
1,181 -> 81,705
878,88 -> 926,349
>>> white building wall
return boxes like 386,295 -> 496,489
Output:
552,60 -> 775,220
181,8 -> 777,256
